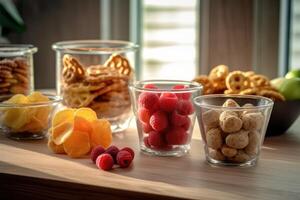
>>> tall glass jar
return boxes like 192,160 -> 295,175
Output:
0,44 -> 37,96
52,40 -> 138,132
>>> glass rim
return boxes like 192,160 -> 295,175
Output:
0,94 -> 62,108
0,44 -> 38,56
52,40 -> 139,54
130,79 -> 203,93
193,94 -> 274,110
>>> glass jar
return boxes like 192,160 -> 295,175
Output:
52,40 -> 138,132
0,44 -> 37,96
194,94 -> 273,167
129,80 -> 202,156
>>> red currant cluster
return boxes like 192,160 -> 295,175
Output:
137,84 -> 195,150
91,145 -> 134,171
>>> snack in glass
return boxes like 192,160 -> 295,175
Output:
0,44 -> 37,96
52,40 -> 138,132
194,94 -> 273,167
129,80 -> 202,156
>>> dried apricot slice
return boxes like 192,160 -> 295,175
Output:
48,136 -> 65,154
5,94 -> 29,104
52,108 -> 75,127
73,116 -> 93,133
63,130 -> 91,158
27,91 -> 49,103
2,108 -> 29,130
90,119 -> 112,148
74,107 -> 97,122
52,122 -> 73,145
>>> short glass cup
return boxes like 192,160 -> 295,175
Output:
0,94 -> 61,140
0,44 -> 37,96
52,40 -> 138,133
129,80 -> 202,156
194,94 -> 274,167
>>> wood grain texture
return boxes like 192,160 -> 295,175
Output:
0,119 -> 300,200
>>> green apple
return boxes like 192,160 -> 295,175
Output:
285,69 -> 300,79
278,77 -> 300,100
270,77 -> 285,90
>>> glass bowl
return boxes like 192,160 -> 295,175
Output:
0,44 -> 37,96
52,40 -> 138,132
0,94 -> 61,140
194,94 -> 274,167
129,80 -> 202,156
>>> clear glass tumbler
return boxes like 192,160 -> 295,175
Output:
52,40 -> 138,132
0,44 -> 37,96
194,94 -> 274,167
129,80 -> 202,156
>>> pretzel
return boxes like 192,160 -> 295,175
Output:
0,70 -> 13,79
258,90 -> 285,101
209,65 -> 229,82
104,54 -> 132,76
193,75 -> 214,94
62,91 -> 98,108
239,88 -> 259,95
249,74 -> 270,88
0,59 -> 17,68
64,82 -> 106,93
225,71 -> 250,91
85,65 -> 123,83
62,54 -> 85,84
243,71 -> 255,77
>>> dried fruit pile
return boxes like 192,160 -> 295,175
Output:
48,107 -> 112,158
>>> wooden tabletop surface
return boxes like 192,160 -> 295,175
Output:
0,118 -> 300,200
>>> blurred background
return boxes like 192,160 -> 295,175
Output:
0,0 -> 299,89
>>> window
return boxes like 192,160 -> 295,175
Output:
141,0 -> 198,80
290,0 -> 300,69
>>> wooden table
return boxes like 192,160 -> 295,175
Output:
1,118 -> 300,200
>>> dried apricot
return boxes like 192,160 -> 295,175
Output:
74,107 -> 97,122
73,116 -> 93,133
52,122 -> 73,145
52,108 -> 75,127
63,130 -> 91,158
48,135 -> 65,154
90,119 -> 112,148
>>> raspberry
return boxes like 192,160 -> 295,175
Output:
143,136 -> 151,148
149,111 -> 168,132
148,131 -> 165,147
159,92 -> 178,112
165,127 -> 188,145
116,150 -> 133,168
177,100 -> 194,115
141,122 -> 153,133
138,92 -> 159,110
138,108 -> 151,124
143,84 -> 158,89
90,145 -> 105,163
121,147 -> 135,159
182,117 -> 191,130
105,145 -> 119,163
96,153 -> 114,171
172,85 -> 192,100
171,111 -> 189,127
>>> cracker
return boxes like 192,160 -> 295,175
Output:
259,90 -> 285,101
62,54 -> 85,84
193,75 -> 214,94
104,54 -> 132,76
225,71 -> 250,92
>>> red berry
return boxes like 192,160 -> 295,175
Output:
177,100 -> 194,115
143,136 -> 151,148
141,122 -> 153,133
181,117 -> 191,130
96,153 -> 114,171
165,127 -> 189,145
138,108 -> 151,124
171,111 -> 189,127
172,85 -> 192,100
90,145 -> 105,163
148,131 -> 165,147
159,92 -> 178,112
116,150 -> 133,168
149,111 -> 168,132
105,145 -> 119,163
138,92 -> 159,110
121,147 -> 135,159
144,84 -> 158,89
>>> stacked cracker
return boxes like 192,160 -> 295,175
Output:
61,54 -> 132,118
0,57 -> 30,95
193,65 -> 285,101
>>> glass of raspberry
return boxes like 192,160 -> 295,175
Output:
129,80 -> 202,156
